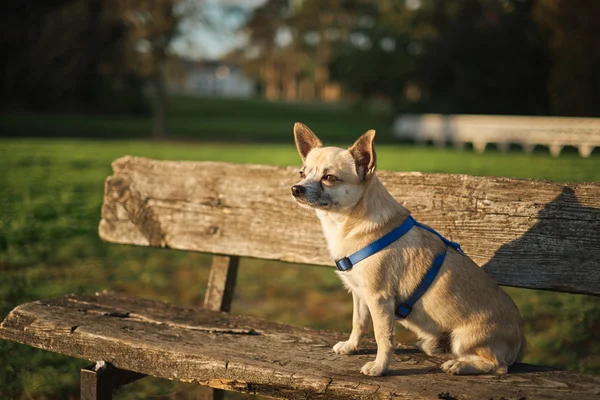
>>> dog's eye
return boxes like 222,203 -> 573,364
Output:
299,170 -> 306,179
323,174 -> 338,182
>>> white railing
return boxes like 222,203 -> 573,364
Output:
394,114 -> 600,157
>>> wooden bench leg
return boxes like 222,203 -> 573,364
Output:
81,364 -> 112,400
81,361 -> 145,400
198,255 -> 240,399
204,255 -> 239,313
197,387 -> 225,400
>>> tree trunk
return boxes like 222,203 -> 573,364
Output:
150,64 -> 168,140
314,13 -> 332,100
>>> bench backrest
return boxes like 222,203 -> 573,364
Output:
100,156 -> 600,296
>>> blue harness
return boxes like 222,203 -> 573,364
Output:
334,215 -> 464,319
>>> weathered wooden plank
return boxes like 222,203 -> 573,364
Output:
1,293 -> 599,400
99,156 -> 600,296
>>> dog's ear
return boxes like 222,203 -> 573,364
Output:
294,122 -> 322,161
349,129 -> 376,181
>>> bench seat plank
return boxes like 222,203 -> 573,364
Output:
99,156 -> 600,296
1,292 -> 598,400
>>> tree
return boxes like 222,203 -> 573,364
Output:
239,0 -> 289,99
287,0 -> 363,100
240,0 -> 367,101
533,0 -> 600,117
116,0 -> 180,139
116,0 -> 245,138
0,0 -> 143,113
420,0 -> 549,115
329,0 -> 550,115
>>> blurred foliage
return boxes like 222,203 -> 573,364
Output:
0,99 -> 599,398
0,0 -> 218,120
115,0 -> 182,138
0,0 -> 246,137
532,0 -> 600,116
0,0 -> 149,114
331,0 -> 550,114
333,0 -> 550,115
3,0 -> 600,119
418,0 -> 549,115
241,0 -> 600,117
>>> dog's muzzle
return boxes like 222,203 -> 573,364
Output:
291,185 -> 306,197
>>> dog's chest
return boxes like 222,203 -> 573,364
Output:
316,210 -> 351,259
316,211 -> 367,294
336,269 -> 364,294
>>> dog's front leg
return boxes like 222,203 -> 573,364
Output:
333,290 -> 371,355
360,295 -> 396,376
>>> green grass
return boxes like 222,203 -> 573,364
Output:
1,96 -> 396,142
1,97 -> 599,399
1,138 -> 599,399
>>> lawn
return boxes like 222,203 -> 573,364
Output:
1,98 -> 599,399
0,96 -> 396,142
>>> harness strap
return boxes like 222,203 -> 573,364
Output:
335,216 -> 416,272
413,220 -> 464,256
333,215 -> 465,319
395,246 -> 447,319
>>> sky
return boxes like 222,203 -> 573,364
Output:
171,0 -> 267,60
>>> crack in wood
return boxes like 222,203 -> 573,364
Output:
65,297 -> 259,335
323,378 -> 334,394
102,311 -> 130,318
120,312 -> 259,335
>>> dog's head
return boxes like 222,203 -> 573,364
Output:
291,122 -> 376,211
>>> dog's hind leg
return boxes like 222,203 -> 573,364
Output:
441,348 -> 508,375
416,332 -> 452,356
333,291 -> 371,355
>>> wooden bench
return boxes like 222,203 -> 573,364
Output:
394,114 -> 600,156
1,155 -> 600,399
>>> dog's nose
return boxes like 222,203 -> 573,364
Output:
291,185 -> 306,197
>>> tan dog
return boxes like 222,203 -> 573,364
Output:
291,122 -> 525,376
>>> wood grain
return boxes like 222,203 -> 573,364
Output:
99,156 -> 600,296
2,292 -> 599,400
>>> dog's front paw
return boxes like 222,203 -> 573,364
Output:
360,361 -> 387,376
333,340 -> 358,355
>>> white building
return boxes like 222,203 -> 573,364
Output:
167,60 -> 256,98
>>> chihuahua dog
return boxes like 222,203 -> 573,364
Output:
290,123 -> 525,376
